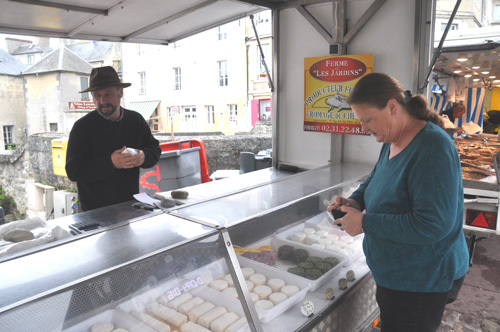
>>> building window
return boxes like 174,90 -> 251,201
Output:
259,44 -> 271,75
217,25 -> 227,40
256,11 -> 271,24
218,61 -> 228,87
3,125 -> 13,150
495,3 -> 500,22
28,54 -> 35,64
259,99 -> 271,121
228,104 -> 238,124
174,67 -> 181,90
49,123 -> 58,132
80,77 -> 89,100
441,22 -> 458,31
183,106 -> 197,129
139,72 -> 146,94
137,44 -> 146,55
206,105 -> 215,125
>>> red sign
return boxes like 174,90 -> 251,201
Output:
309,57 -> 367,83
466,209 -> 497,230
69,101 -> 95,110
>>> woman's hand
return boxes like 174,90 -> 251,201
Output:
327,196 -> 361,212
333,206 -> 364,236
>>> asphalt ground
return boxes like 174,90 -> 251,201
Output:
438,232 -> 500,332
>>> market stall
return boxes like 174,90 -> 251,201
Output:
1,0 -> 495,331
428,36 -> 500,264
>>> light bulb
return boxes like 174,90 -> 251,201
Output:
457,53 -> 468,62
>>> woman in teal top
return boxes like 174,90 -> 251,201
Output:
328,73 -> 469,332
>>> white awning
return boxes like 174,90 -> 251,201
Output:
129,100 -> 160,121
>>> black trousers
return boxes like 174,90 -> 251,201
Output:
376,276 -> 465,332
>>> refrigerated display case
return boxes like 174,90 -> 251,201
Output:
0,163 -> 378,332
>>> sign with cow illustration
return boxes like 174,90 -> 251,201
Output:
304,54 -> 373,135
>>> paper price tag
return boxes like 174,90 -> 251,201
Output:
326,287 -> 335,300
301,300 -> 315,317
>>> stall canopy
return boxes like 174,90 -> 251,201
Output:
129,100 -> 160,121
0,0 -> 312,45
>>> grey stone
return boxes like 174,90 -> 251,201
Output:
442,310 -> 461,326
171,190 -> 189,199
4,228 -> 34,242
481,319 -> 500,332
160,197 -> 176,208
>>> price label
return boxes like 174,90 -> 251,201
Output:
346,270 -> 356,282
326,288 -> 335,300
338,278 -> 348,290
301,300 -> 315,317
166,276 -> 204,300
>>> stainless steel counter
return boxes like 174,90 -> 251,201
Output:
0,211 -> 215,313
155,166 -> 293,205
170,163 -> 372,227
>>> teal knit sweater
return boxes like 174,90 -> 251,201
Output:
350,121 -> 469,292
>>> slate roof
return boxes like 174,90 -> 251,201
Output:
0,48 -> 27,75
12,44 -> 52,55
22,46 -> 93,75
67,41 -> 116,64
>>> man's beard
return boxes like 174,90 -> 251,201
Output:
97,103 -> 119,118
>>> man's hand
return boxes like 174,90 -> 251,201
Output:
111,146 -> 145,169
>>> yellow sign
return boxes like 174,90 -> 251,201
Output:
304,54 -> 373,135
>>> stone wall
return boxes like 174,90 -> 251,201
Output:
0,122 -> 272,218
0,145 -> 31,219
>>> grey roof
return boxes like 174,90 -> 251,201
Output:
22,46 -> 93,75
12,44 -> 52,55
129,100 -> 160,121
0,48 -> 27,75
67,41 -> 116,64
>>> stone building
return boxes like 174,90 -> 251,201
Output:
22,46 -> 94,135
0,48 -> 27,152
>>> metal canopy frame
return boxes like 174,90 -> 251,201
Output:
1,0 -> 439,169
0,0 -> 329,44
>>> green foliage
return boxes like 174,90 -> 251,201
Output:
0,185 -> 17,215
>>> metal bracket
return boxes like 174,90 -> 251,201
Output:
219,228 -> 264,332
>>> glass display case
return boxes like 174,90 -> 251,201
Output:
0,163 -> 379,332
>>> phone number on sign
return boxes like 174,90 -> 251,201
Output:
304,123 -> 369,135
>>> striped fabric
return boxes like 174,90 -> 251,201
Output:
430,85 -> 485,133
430,91 -> 450,113
460,87 -> 485,129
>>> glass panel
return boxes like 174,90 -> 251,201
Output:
173,163 -> 372,227
0,213 -> 214,311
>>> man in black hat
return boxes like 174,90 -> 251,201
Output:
65,66 -> 161,211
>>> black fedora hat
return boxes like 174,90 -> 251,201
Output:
80,66 -> 131,93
